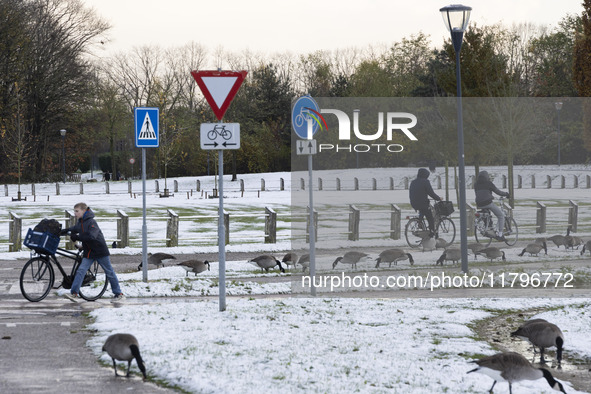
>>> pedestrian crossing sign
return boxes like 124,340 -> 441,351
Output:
135,107 -> 159,147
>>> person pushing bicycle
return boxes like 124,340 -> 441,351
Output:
61,202 -> 125,302
409,168 -> 442,238
474,171 -> 510,241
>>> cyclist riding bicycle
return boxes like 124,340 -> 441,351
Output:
474,170 -> 510,241
409,168 -> 442,237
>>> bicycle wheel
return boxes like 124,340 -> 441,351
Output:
437,217 -> 456,246
405,218 -> 428,248
207,130 -> 217,140
503,217 -> 519,246
221,130 -> 232,140
474,218 -> 492,247
78,261 -> 108,301
20,257 -> 55,302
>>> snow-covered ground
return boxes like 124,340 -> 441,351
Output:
3,165 -> 591,393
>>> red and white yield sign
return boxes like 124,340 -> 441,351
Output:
191,70 -> 247,120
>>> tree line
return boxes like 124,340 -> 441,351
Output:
1,0 -> 590,186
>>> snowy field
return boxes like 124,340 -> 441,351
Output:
2,165 -> 591,393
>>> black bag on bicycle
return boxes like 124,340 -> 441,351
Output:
33,219 -> 62,236
435,201 -> 454,216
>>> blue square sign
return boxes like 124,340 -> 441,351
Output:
135,107 -> 159,148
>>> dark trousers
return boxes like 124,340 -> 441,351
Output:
418,208 -> 435,234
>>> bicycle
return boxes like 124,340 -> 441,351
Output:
405,200 -> 456,248
207,124 -> 232,140
473,196 -> 518,247
20,230 -> 108,302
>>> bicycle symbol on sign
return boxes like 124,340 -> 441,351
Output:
207,124 -> 232,140
294,107 -> 313,129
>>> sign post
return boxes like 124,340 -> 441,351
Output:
192,70 -> 246,311
292,96 -> 319,296
134,107 -> 159,283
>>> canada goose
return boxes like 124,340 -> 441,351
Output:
435,238 -> 447,249
535,237 -> 547,245
513,318 -> 549,354
467,243 -> 485,259
297,254 -> 310,273
467,352 -> 566,394
581,240 -> 591,256
475,247 -> 506,262
435,248 -> 461,265
177,260 -> 210,276
332,251 -> 368,269
102,333 -> 147,379
511,320 -> 564,364
281,252 -> 298,270
547,234 -> 567,249
249,255 -> 285,273
518,242 -> 547,257
375,249 -> 414,268
137,252 -> 176,270
421,236 -> 436,252
565,228 -> 584,250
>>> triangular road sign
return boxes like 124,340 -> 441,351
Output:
191,70 -> 247,121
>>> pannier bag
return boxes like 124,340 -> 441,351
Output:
435,201 -> 455,216
33,219 -> 62,236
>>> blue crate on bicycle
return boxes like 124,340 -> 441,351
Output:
23,228 -> 60,255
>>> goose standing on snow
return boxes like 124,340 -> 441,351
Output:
467,352 -> 566,393
102,333 -> 147,379
281,252 -> 298,270
467,243 -> 485,259
249,255 -> 285,273
511,320 -> 564,364
177,260 -> 210,276
375,249 -> 414,268
435,248 -> 461,265
547,234 -> 567,249
475,247 -> 506,262
565,227 -> 584,250
297,254 -> 310,273
332,251 -> 368,269
518,242 -> 547,257
581,240 -> 591,256
137,252 -> 176,270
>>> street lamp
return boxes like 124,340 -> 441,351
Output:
555,102 -> 563,166
440,4 -> 471,273
60,129 -> 67,183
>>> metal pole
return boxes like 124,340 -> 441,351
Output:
62,136 -> 66,183
218,148 -> 226,311
452,30 -> 469,273
141,148 -> 148,282
307,119 -> 316,296
557,108 -> 561,167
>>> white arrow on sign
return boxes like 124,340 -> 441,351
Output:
296,139 -> 317,155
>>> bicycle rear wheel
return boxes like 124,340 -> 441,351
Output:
78,261 -> 108,301
20,257 -> 55,302
405,218 -> 428,248
436,217 -> 456,246
503,217 -> 518,246
474,218 -> 493,247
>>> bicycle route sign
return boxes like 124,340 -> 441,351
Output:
200,123 -> 240,150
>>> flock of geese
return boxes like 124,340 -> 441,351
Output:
469,318 -> 566,393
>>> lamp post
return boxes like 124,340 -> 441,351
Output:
555,102 -> 563,166
440,4 -> 471,273
60,129 -> 67,183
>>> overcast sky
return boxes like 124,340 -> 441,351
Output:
81,0 -> 582,57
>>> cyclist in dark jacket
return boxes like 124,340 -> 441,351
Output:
409,168 -> 441,236
474,171 -> 510,240
61,203 -> 124,302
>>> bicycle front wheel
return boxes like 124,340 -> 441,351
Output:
78,261 -> 108,301
20,257 -> 55,302
437,217 -> 456,246
405,218 -> 427,248
503,217 -> 518,246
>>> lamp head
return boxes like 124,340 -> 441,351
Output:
440,4 -> 472,33
60,129 -> 67,137
554,102 -> 563,111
